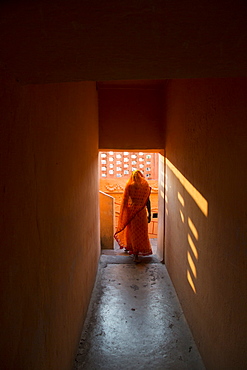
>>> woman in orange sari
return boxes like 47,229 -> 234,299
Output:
114,170 -> 152,262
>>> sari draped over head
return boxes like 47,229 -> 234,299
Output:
114,170 -> 152,256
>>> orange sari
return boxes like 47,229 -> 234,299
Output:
114,171 -> 152,256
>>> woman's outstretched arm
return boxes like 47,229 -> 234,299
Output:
146,197 -> 151,223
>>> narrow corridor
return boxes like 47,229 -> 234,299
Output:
73,243 -> 205,370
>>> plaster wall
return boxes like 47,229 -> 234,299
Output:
99,192 -> 114,249
98,83 -> 164,150
157,153 -> 165,262
0,71 -> 100,370
164,78 -> 247,369
1,1 -> 247,84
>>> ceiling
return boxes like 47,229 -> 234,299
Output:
1,0 -> 247,84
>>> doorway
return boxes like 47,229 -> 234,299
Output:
99,149 -> 165,261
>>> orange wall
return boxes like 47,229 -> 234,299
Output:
98,82 -> 164,150
0,71 -> 100,369
164,78 -> 247,369
1,2 -> 247,84
2,71 -> 246,369
99,191 -> 115,249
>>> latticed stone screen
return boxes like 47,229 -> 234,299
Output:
99,151 -> 158,180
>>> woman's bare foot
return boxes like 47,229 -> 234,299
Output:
134,254 -> 140,263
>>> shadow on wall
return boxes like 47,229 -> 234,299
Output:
165,159 -> 208,294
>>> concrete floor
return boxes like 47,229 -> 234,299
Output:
74,244 -> 205,370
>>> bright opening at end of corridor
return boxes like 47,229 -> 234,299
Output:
99,150 -> 159,252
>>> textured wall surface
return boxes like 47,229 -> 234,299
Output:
98,82 -> 164,150
0,1 -> 247,84
99,192 -> 114,249
157,153 -> 165,262
164,77 -> 247,369
0,71 -> 100,369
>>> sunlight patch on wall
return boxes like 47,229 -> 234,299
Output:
187,251 -> 197,278
188,234 -> 199,260
180,210 -> 185,223
188,217 -> 199,240
166,159 -> 208,217
187,270 -> 197,293
165,158 -> 206,294
178,192 -> 185,207
187,232 -> 199,294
